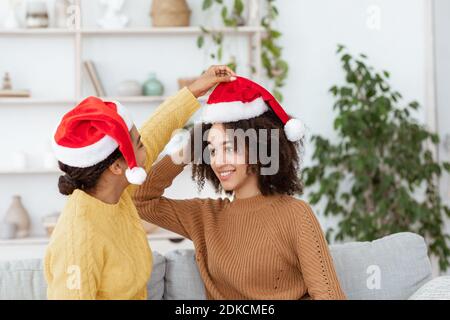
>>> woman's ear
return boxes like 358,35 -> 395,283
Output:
108,158 -> 127,176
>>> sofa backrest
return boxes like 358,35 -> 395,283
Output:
0,232 -> 432,300
161,232 -> 433,300
329,232 -> 432,299
0,259 -> 46,300
0,251 -> 166,300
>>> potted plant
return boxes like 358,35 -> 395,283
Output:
303,45 -> 450,271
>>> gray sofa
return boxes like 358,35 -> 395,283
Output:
0,232 -> 445,300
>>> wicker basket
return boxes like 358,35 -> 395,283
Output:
151,0 -> 191,27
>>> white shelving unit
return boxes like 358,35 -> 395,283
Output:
0,0 -> 264,175
0,0 -> 263,106
0,0 -> 264,243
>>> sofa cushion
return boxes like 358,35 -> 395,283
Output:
0,252 -> 166,300
329,232 -> 432,300
147,251 -> 166,300
164,249 -> 206,300
0,259 -> 46,300
408,276 -> 450,300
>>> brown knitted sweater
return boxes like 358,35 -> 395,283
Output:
134,156 -> 346,300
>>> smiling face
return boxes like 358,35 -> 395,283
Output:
206,123 -> 257,193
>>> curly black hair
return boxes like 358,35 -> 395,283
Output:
57,148 -> 123,195
191,108 -> 303,196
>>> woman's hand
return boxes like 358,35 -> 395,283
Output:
188,65 -> 237,98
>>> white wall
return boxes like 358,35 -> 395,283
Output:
279,0 -> 430,232
0,0 -> 431,238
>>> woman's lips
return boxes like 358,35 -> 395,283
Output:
217,170 -> 235,182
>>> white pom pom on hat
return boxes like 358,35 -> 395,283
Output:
203,76 -> 305,142
126,167 -> 148,185
284,118 -> 306,142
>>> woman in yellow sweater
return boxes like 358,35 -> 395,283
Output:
44,65 -> 236,300
134,76 -> 347,300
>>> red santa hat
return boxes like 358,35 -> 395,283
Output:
52,96 -> 147,185
202,76 -> 305,141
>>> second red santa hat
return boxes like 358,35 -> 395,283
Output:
52,96 -> 147,185
202,76 -> 305,141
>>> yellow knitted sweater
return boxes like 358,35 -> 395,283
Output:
44,88 -> 200,300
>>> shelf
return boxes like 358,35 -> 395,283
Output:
103,96 -> 170,103
0,96 -> 167,106
0,169 -> 60,175
0,28 -> 76,36
0,26 -> 264,37
0,98 -> 77,105
0,95 -> 207,106
81,26 -> 264,35
0,228 -> 184,246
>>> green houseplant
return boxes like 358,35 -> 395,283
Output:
303,45 -> 450,271
197,0 -> 288,101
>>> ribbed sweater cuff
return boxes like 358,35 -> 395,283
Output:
152,155 -> 186,180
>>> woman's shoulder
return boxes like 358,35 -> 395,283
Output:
53,191 -> 113,238
272,195 -> 314,212
269,195 -> 320,226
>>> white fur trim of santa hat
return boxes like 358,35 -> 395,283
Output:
109,100 -> 133,130
202,97 -> 269,124
52,133 -> 119,168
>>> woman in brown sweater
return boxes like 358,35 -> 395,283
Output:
134,77 -> 346,300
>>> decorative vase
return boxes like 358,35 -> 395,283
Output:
54,0 -> 71,28
3,0 -> 21,29
43,151 -> 58,170
4,195 -> 31,238
150,0 -> 191,27
11,151 -> 27,170
42,212 -> 60,237
143,73 -> 164,96
117,80 -> 142,96
26,0 -> 49,28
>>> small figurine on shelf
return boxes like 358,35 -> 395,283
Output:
3,73 -> 12,90
143,73 -> 164,96
0,72 -> 31,98
97,0 -> 129,29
